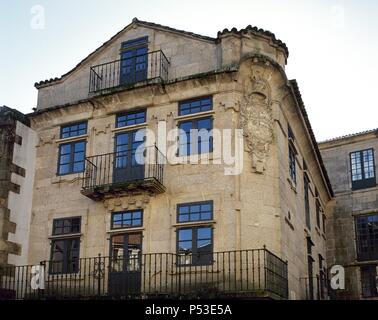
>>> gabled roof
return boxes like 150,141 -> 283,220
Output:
34,18 -> 288,88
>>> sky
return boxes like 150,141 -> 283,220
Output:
0,0 -> 377,141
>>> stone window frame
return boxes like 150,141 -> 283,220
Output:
115,109 -> 147,129
304,173 -> 311,230
178,96 -> 213,116
57,140 -> 87,176
111,209 -> 143,230
349,148 -> 377,190
176,201 -> 213,223
175,200 -> 215,266
60,121 -> 87,139
360,265 -> 378,298
49,216 -> 82,275
288,125 -> 297,185
52,216 -> 82,236
177,116 -> 214,156
176,225 -> 214,267
355,213 -> 378,261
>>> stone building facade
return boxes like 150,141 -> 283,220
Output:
1,19 -> 333,300
0,106 -> 37,269
320,130 -> 378,300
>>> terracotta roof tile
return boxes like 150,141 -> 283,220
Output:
289,80 -> 334,197
318,128 -> 378,144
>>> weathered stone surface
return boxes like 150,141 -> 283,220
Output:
320,130 -> 378,299
25,21 -> 332,300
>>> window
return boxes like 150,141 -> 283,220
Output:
111,210 -> 143,229
121,36 -> 148,49
306,237 -> 314,300
177,201 -> 213,223
120,37 -> 148,85
177,226 -> 213,266
50,217 -> 81,274
52,217 -> 81,235
179,117 -> 213,156
350,149 -> 376,190
355,214 -> 378,261
289,146 -> 296,184
179,97 -> 212,116
116,110 -> 146,128
288,125 -> 297,184
176,201 -> 213,266
361,266 -> 378,298
58,141 -> 86,175
304,175 -> 311,230
318,254 -> 326,300
322,214 -> 326,233
316,200 -> 321,229
60,122 -> 87,139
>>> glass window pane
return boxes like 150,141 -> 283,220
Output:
190,205 -> 200,213
198,118 -> 211,129
197,227 -> 211,240
201,204 -> 211,212
179,97 -> 213,115
59,164 -> 70,175
133,219 -> 142,226
74,152 -> 84,162
74,142 -> 85,152
179,214 -> 189,222
61,122 -> 87,138
178,240 -> 192,251
60,144 -> 71,155
179,121 -> 193,132
201,212 -> 212,220
177,202 -> 213,223
179,229 -> 192,241
59,154 -> 70,165
124,213 -> 132,220
117,110 -> 146,128
179,206 -> 189,214
190,213 -> 200,221
133,211 -> 142,219
113,213 -> 122,222
198,239 -> 211,248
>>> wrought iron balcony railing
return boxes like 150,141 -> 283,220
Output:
89,50 -> 169,93
0,249 -> 288,300
81,146 -> 166,200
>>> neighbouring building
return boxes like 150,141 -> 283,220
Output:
320,129 -> 378,300
0,106 -> 37,270
0,18 -> 333,300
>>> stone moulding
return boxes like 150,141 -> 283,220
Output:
104,195 -> 151,211
239,58 -> 274,173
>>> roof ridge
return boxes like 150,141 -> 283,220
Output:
133,18 -> 216,42
318,128 -> 378,144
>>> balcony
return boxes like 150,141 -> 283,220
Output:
0,249 -> 288,300
89,50 -> 169,94
81,146 -> 166,201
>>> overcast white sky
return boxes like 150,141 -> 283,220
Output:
0,0 -> 377,141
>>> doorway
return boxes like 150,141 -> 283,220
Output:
108,233 -> 143,296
